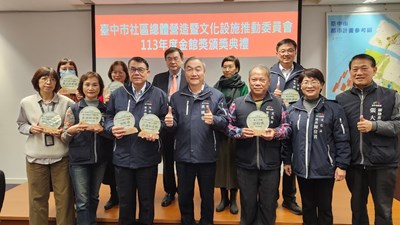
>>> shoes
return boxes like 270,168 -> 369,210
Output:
104,197 -> 119,210
161,193 -> 175,207
282,201 -> 302,215
216,188 -> 229,212
229,189 -> 239,214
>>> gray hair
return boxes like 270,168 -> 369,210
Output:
184,56 -> 206,72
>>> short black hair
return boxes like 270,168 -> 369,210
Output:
164,47 -> 183,60
299,68 -> 325,85
276,38 -> 297,51
221,55 -> 240,73
348,54 -> 376,69
128,57 -> 149,69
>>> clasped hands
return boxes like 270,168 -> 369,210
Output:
241,127 -> 275,140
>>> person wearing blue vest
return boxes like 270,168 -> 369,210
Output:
227,65 -> 290,225
62,72 -> 110,225
336,54 -> 400,225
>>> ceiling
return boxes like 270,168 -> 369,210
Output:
0,0 -> 398,11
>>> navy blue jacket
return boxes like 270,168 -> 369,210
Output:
68,100 -> 111,165
284,97 -> 351,179
227,93 -> 289,170
169,84 -> 229,163
269,62 -> 304,95
104,82 -> 169,169
336,82 -> 400,168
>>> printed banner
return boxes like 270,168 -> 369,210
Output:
96,12 -> 298,58
326,12 -> 400,99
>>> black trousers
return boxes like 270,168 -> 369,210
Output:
0,170 -> 5,212
282,172 -> 297,203
161,132 -> 177,195
176,162 -> 216,225
297,177 -> 334,225
115,165 -> 158,225
346,167 -> 397,225
237,167 -> 280,225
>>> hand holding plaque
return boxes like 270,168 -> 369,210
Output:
138,114 -> 161,141
39,111 -> 62,134
281,88 -> 300,107
113,111 -> 138,136
79,106 -> 103,132
246,110 -> 270,136
60,74 -> 79,94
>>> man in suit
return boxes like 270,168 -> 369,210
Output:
152,47 -> 187,207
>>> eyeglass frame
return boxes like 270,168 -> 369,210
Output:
128,67 -> 147,74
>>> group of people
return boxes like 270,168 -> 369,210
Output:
16,38 -> 399,225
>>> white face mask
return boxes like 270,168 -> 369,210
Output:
60,69 -> 76,77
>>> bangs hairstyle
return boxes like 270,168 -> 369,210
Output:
57,58 -> 78,77
299,68 -> 325,85
78,72 -> 105,98
108,61 -> 129,83
31,67 -> 60,93
221,55 -> 240,72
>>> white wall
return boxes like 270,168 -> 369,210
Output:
0,10 -> 92,183
1,3 -> 399,183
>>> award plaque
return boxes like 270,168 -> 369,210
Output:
138,114 -> 161,139
60,74 -> 79,94
281,88 -> 300,107
79,106 -> 103,130
39,111 -> 62,133
106,81 -> 124,94
246,110 -> 270,136
114,111 -> 138,135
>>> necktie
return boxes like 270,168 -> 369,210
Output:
169,74 -> 177,96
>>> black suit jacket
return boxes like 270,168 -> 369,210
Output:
152,70 -> 187,94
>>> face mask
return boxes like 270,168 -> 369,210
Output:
60,69 -> 76,77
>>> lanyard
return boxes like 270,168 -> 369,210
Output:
39,101 -> 55,113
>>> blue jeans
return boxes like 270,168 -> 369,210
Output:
70,162 -> 107,225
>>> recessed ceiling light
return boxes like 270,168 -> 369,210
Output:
363,0 -> 377,3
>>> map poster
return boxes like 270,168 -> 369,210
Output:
326,12 -> 400,99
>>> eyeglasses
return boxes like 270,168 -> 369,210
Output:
278,49 -> 296,55
39,76 -> 56,83
301,80 -> 320,87
128,67 -> 147,74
